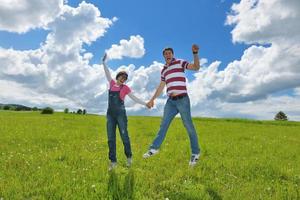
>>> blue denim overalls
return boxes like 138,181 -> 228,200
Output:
106,86 -> 132,162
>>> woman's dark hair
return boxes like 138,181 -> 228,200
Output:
162,47 -> 174,55
116,71 -> 128,80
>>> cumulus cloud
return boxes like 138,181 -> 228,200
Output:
203,0 -> 300,103
186,0 -> 300,120
0,80 -> 80,109
1,0 -> 300,121
226,0 -> 300,44
294,88 -> 300,96
0,2 -> 115,109
105,35 -> 145,60
0,2 -> 112,103
0,1 -> 148,115
46,2 -> 114,50
189,94 -> 300,121
191,44 -> 299,103
0,0 -> 63,33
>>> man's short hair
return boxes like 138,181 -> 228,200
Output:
162,47 -> 174,55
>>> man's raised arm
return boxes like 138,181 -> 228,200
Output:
187,44 -> 200,71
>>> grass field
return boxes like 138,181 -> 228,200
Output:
0,111 -> 299,199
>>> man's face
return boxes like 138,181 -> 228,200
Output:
163,50 -> 173,64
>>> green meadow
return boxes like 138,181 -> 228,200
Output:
0,111 -> 299,199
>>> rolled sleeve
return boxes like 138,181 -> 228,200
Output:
181,60 -> 189,69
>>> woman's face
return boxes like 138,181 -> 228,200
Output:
117,75 -> 127,84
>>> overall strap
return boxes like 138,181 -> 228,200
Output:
109,82 -> 124,92
119,84 -> 124,92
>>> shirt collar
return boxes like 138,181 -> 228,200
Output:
164,58 -> 176,67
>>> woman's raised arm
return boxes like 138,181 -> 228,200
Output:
102,53 -> 112,82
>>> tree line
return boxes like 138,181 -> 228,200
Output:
0,103 -> 289,120
0,104 -> 87,115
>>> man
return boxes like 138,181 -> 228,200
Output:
144,44 -> 201,166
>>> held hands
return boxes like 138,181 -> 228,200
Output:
192,44 -> 199,54
146,100 -> 154,109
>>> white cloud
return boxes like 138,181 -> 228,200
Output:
46,2 -> 113,50
187,0 -> 300,120
0,2 -> 148,115
0,2 -> 115,110
203,0 -> 299,103
294,88 -> 300,96
178,0 -> 299,120
0,0 -> 63,33
193,44 -> 299,103
189,94 -> 300,121
226,0 -> 300,44
0,0 -> 300,121
105,35 -> 145,60
0,80 -> 80,109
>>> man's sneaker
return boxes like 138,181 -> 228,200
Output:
143,149 -> 159,158
189,154 -> 200,166
108,162 -> 117,171
126,157 -> 132,167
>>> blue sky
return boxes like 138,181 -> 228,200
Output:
0,0 -> 245,70
0,0 -> 300,121
84,0 -> 245,68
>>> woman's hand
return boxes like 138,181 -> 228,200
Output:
146,100 -> 154,109
102,53 -> 107,63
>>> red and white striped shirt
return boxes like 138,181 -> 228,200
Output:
161,58 -> 189,96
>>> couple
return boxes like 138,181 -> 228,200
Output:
102,44 -> 201,170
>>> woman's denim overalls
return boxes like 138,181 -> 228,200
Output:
106,86 -> 132,162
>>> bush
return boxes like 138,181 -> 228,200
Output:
15,106 -> 22,111
3,105 -> 10,110
32,107 -> 38,111
274,111 -> 288,121
41,107 -> 54,114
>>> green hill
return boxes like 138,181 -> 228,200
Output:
0,111 -> 299,199
0,103 -> 32,111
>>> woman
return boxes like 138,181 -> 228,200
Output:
102,53 -> 147,170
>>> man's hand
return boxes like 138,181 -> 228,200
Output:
192,44 -> 199,53
102,53 -> 107,63
146,100 -> 154,109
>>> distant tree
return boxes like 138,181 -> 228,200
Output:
77,109 -> 83,114
12,105 -> 31,111
274,111 -> 288,121
41,107 -> 54,114
3,105 -> 10,110
64,108 -> 69,114
15,106 -> 22,111
83,109 -> 86,115
32,107 -> 38,111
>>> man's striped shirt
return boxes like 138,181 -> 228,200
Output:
161,58 -> 189,96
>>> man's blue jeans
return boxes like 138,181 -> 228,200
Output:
107,112 -> 132,162
150,95 -> 200,154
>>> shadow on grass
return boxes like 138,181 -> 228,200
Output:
108,170 -> 135,200
207,188 -> 222,200
164,182 -> 222,200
